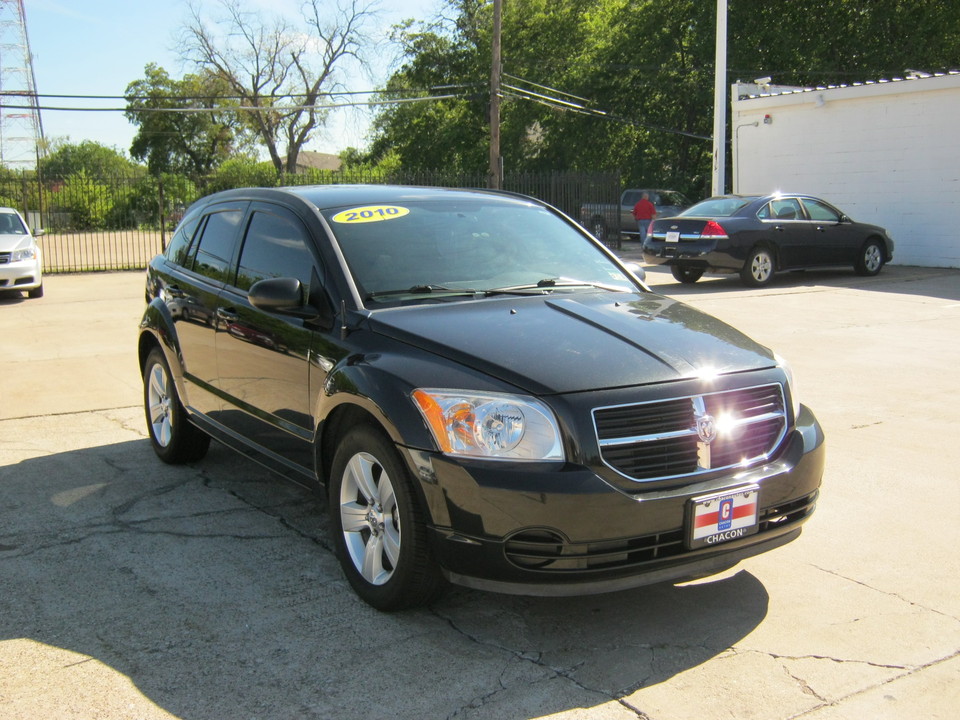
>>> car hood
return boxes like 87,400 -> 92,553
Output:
365,292 -> 775,395
0,233 -> 33,252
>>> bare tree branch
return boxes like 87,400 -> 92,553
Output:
180,0 -> 378,173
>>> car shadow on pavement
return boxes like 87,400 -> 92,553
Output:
641,264 -> 960,302
0,289 -> 28,304
1,436 -> 770,719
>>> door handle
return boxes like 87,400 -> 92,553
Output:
815,225 -> 827,232
217,308 -> 239,322
773,225 -> 786,232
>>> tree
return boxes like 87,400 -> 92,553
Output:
180,0 -> 377,174
365,0 -> 960,198
38,140 -> 140,179
125,63 -> 240,178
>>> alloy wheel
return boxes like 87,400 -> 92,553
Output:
339,452 -> 401,586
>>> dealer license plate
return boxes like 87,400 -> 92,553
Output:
665,231 -> 680,243
686,485 -> 760,549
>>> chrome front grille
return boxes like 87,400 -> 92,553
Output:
593,384 -> 788,482
0,252 -> 10,265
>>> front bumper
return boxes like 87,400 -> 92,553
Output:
0,258 -> 42,290
405,404 -> 824,596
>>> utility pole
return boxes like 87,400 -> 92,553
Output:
711,0 -> 727,196
487,0 -> 502,189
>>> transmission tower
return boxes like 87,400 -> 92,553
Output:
0,0 -> 43,169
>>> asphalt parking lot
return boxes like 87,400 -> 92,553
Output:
1,260 -> 958,719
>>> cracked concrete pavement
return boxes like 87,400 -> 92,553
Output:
1,260 -> 958,719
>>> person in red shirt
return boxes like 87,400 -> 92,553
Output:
632,192 -> 656,243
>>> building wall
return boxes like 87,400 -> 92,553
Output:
731,73 -> 960,268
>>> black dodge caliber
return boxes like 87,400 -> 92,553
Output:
138,185 -> 825,610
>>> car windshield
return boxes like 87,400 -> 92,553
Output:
0,212 -> 27,234
322,198 -> 638,304
679,197 -> 758,217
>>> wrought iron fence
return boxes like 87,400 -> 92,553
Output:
0,169 -> 621,273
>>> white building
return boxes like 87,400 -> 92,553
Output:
731,71 -> 960,268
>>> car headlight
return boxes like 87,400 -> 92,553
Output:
12,247 -> 37,262
412,389 -> 564,461
775,353 -> 802,422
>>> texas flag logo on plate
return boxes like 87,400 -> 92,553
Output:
686,485 -> 760,549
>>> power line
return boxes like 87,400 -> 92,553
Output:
0,93 -> 466,113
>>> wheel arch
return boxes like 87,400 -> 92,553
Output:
752,239 -> 782,271
313,363 -> 438,487
864,234 -> 890,260
138,301 -> 190,405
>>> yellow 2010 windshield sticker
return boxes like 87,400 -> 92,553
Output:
331,205 -> 410,224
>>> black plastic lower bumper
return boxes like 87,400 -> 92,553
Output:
405,406 -> 825,596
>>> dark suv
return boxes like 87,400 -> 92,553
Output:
138,185 -> 825,610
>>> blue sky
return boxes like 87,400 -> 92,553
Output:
24,0 -> 442,157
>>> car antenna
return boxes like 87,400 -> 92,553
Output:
340,299 -> 349,340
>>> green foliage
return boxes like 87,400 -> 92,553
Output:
49,171 -> 115,230
125,174 -> 201,227
125,63 -> 240,178
38,140 -> 140,180
203,157 -> 280,194
365,0 -> 960,198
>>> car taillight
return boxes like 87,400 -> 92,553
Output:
700,220 -> 728,239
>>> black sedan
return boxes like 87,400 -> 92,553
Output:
643,194 -> 895,287
139,185 -> 824,610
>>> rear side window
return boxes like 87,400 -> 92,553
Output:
235,208 -> 315,292
759,198 -> 803,220
192,209 -> 244,283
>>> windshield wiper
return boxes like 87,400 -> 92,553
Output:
487,278 -> 629,294
366,284 -> 482,300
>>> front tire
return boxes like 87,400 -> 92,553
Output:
329,425 -> 443,611
740,247 -> 775,287
671,265 -> 704,284
143,347 -> 210,464
855,239 -> 884,276
27,283 -> 43,299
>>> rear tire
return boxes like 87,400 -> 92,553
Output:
329,425 -> 444,611
671,266 -> 704,284
740,247 -> 775,287
855,239 -> 884,276
143,347 -> 210,464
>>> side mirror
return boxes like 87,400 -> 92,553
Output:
248,276 -> 335,329
32,228 -> 45,237
249,277 -> 317,318
622,261 -> 647,283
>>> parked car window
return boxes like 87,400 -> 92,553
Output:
768,197 -> 803,220
235,209 -> 315,292
681,197 -> 756,217
801,198 -> 841,222
165,214 -> 202,267
191,208 -> 244,283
